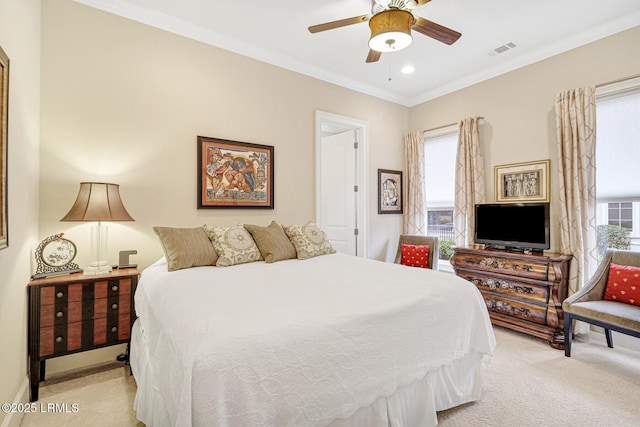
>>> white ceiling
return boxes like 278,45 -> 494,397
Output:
75,0 -> 640,107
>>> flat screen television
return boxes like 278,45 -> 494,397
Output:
474,203 -> 550,252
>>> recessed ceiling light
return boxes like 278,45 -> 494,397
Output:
401,65 -> 415,74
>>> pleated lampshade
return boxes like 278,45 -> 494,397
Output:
61,182 -> 134,222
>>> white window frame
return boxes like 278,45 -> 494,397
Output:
595,76 -> 640,252
596,201 -> 640,238
423,124 -> 458,273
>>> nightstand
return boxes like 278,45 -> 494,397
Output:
27,268 -> 139,401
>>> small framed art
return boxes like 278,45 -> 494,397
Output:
378,169 -> 403,214
31,233 -> 82,279
495,159 -> 550,203
197,136 -> 274,209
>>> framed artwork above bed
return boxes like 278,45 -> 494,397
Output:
197,136 -> 274,209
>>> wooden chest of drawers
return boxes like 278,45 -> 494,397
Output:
451,247 -> 570,349
28,268 -> 138,401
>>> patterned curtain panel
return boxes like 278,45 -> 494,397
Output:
403,130 -> 425,234
454,117 -> 486,246
555,87 -> 599,307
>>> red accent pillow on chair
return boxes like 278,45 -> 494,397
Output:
603,263 -> 640,307
401,244 -> 430,268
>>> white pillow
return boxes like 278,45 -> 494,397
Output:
282,221 -> 336,260
204,224 -> 263,267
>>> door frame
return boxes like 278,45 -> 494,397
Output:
315,110 -> 369,258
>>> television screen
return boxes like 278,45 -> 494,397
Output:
474,203 -> 550,251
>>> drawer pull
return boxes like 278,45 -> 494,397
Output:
111,326 -> 118,333
55,336 -> 63,343
111,303 -> 118,310
56,311 -> 64,318
112,285 -> 118,292
56,291 -> 64,298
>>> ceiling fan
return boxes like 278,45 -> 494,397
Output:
308,0 -> 461,63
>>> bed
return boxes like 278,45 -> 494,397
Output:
130,252 -> 496,426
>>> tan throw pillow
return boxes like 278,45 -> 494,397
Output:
244,221 -> 297,263
153,226 -> 218,271
282,221 -> 336,260
204,224 -> 263,267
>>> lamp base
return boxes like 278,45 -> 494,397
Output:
83,264 -> 113,275
86,222 -> 111,275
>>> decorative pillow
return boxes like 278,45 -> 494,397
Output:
204,224 -> 263,267
604,263 -> 640,307
153,226 -> 218,272
282,221 -> 336,260
401,244 -> 431,268
244,221 -> 297,263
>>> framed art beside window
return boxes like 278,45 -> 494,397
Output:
495,159 -> 549,203
0,45 -> 9,250
197,136 -> 274,209
378,169 -> 403,214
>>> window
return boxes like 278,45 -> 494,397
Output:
424,125 -> 458,266
427,210 -> 455,239
607,202 -> 633,230
595,77 -> 640,255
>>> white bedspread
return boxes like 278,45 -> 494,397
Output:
133,253 -> 495,426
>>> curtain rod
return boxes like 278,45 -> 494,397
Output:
423,116 -> 485,133
595,73 -> 640,88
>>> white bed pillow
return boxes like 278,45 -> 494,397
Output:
282,221 -> 336,260
204,224 -> 263,267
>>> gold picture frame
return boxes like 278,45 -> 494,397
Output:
0,45 -> 9,250
197,136 -> 274,209
495,159 -> 550,203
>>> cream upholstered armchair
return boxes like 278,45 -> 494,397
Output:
394,235 -> 439,270
563,249 -> 640,357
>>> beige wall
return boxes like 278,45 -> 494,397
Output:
410,25 -> 640,252
40,0 -> 408,270
39,0 -> 408,370
0,0 -> 41,421
31,0 -> 640,379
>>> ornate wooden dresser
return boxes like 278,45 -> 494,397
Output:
451,246 -> 571,349
27,268 -> 138,401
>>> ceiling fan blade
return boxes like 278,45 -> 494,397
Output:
412,17 -> 461,45
308,14 -> 371,33
366,49 -> 382,63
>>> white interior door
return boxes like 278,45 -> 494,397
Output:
315,111 -> 368,258
319,131 -> 357,255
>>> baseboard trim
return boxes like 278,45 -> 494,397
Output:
1,376 -> 29,427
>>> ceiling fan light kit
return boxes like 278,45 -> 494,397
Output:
308,0 -> 460,63
368,9 -> 414,52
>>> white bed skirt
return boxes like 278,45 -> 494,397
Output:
131,319 -> 487,427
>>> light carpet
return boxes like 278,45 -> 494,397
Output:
20,327 -> 640,426
437,328 -> 640,426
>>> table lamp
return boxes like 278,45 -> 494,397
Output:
61,182 -> 134,275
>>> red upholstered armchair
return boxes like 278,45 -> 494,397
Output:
393,235 -> 439,270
